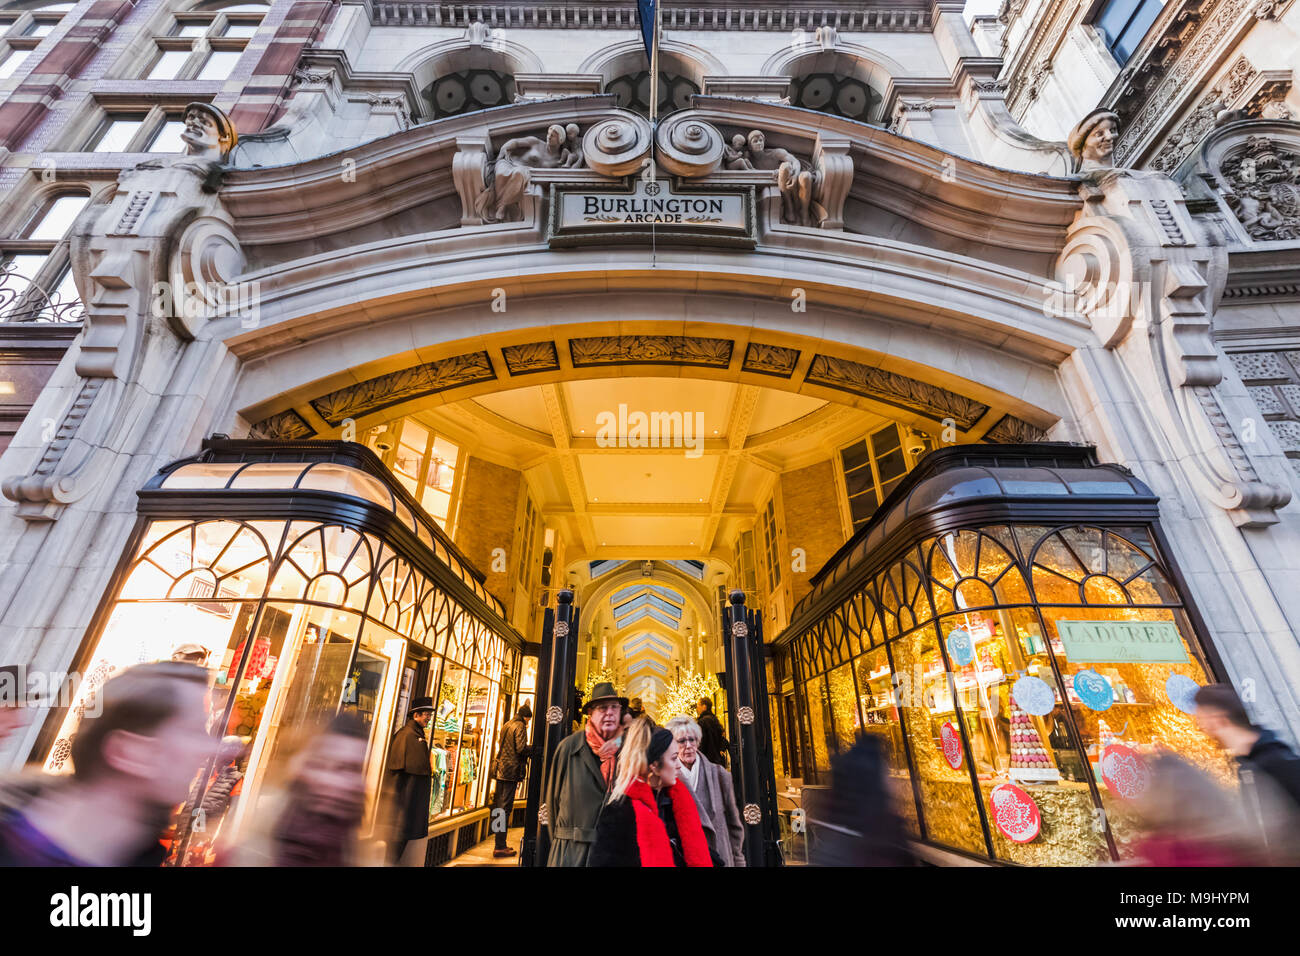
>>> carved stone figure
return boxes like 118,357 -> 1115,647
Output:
474,124 -> 569,222
724,133 -> 753,170
1068,109 -> 1121,173
743,129 -> 818,227
1220,135 -> 1300,241
563,122 -> 586,168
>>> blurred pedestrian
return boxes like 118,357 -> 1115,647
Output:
695,697 -> 729,768
808,734 -> 913,866
589,718 -> 713,867
544,681 -> 625,866
224,712 -> 369,866
666,714 -> 744,866
1194,682 -> 1300,861
384,696 -> 434,865
489,702 -> 535,858
0,662 -> 214,866
628,697 -> 657,730
1129,753 -> 1264,866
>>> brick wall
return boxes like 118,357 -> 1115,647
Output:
453,455 -> 522,609
779,459 -> 847,606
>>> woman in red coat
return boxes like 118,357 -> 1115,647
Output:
589,718 -> 712,867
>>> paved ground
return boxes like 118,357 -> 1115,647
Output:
442,826 -> 527,867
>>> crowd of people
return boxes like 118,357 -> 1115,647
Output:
1,658 -> 1298,869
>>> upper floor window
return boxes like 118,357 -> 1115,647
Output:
138,1 -> 266,81
427,69 -> 515,119
788,72 -> 883,123
760,498 -> 781,593
1,190 -> 89,323
605,70 -> 698,118
0,3 -> 74,80
840,423 -> 911,530
85,111 -> 187,152
380,417 -> 462,530
1093,0 -> 1163,66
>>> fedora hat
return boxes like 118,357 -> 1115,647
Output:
409,696 -> 435,714
583,682 -> 628,713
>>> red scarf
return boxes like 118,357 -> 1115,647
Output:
585,720 -> 616,784
625,778 -> 713,867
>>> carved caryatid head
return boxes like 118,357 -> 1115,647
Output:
1068,108 -> 1120,172
181,102 -> 238,162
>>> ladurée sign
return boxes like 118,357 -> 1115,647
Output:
548,179 -> 755,248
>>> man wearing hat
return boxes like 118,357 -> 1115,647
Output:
385,696 -> 435,864
543,681 -> 626,866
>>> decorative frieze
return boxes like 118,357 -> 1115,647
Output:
742,342 -> 801,377
804,354 -> 990,428
569,335 -> 733,369
309,351 -> 496,425
1218,134 -> 1300,242
983,414 -> 1050,443
249,409 -> 316,441
502,341 -> 560,375
367,2 -> 932,31
1149,56 -> 1257,174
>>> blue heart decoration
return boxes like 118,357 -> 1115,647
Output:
946,627 -> 976,667
1073,669 -> 1114,712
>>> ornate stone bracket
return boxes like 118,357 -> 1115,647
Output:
2,104 -> 245,521
1055,167 -> 1291,527
812,134 -> 853,230
452,133 -> 491,226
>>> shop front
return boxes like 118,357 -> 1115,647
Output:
775,444 -> 1231,865
31,439 -> 523,866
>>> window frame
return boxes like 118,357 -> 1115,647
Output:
1,187 -> 92,324
126,3 -> 265,82
1089,0 -> 1164,66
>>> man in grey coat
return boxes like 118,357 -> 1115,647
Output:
666,715 -> 746,866
544,682 -> 626,866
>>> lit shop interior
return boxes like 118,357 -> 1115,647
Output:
769,446 -> 1230,865
35,441 -> 525,866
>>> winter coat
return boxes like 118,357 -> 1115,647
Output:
544,728 -> 612,867
684,753 -> 746,866
697,710 -> 729,767
492,717 -> 534,782
588,778 -> 713,867
1241,730 -> 1300,808
385,718 -> 432,843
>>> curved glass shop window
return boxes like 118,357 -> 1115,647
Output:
44,504 -> 519,865
791,520 -> 1227,865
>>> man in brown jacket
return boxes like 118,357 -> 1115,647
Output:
489,703 -> 534,857
385,696 -> 434,865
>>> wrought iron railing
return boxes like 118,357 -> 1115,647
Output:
0,260 -> 84,324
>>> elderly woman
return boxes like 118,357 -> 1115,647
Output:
665,715 -> 746,866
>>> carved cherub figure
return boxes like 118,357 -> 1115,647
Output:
724,133 -> 753,170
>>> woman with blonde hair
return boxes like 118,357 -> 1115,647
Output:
588,717 -> 712,867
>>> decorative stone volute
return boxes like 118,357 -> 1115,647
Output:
654,114 -> 724,177
581,113 -> 653,178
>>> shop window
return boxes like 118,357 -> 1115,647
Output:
44,465 -> 522,865
1,190 -> 88,323
789,515 -> 1227,864
854,647 -> 920,836
841,423 -> 911,529
1092,0 -> 1163,66
136,1 -> 264,82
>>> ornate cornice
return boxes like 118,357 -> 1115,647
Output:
364,0 -> 932,30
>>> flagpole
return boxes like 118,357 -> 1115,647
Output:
649,0 -> 661,137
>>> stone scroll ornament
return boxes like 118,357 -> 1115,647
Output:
3,103 -> 245,519
1053,109 -> 1291,528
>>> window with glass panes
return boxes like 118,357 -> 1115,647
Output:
760,498 -> 781,593
736,529 -> 759,598
83,110 -> 189,152
139,1 -> 266,81
1,191 -> 89,323
1092,0 -> 1163,65
517,496 -> 538,589
385,418 -> 461,530
0,3 -> 73,80
841,424 -> 909,530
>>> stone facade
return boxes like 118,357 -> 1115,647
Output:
779,460 -> 845,607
